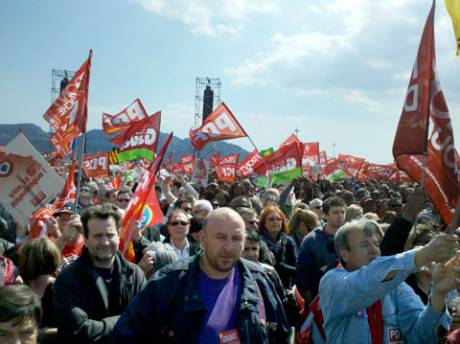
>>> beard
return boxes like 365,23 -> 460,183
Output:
203,244 -> 239,274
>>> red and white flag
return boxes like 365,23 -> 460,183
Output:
102,98 -> 148,136
337,154 -> 366,178
303,142 -> 320,165
54,160 -> 77,209
189,102 -> 247,150
360,163 -> 397,181
120,132 -> 173,262
82,152 -> 110,178
180,154 -> 195,175
237,150 -> 263,177
44,50 -> 92,157
393,1 -> 459,225
216,153 -> 239,183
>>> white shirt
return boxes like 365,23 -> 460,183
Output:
168,238 -> 190,260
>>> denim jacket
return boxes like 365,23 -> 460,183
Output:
319,249 -> 451,343
111,254 -> 289,343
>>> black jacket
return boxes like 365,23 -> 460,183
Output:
53,248 -> 146,343
262,231 -> 298,289
110,255 -> 289,343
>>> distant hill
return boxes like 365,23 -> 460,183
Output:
0,123 -> 250,161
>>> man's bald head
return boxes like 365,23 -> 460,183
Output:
202,207 -> 245,233
199,207 -> 246,279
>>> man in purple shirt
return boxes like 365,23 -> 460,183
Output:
111,207 -> 289,343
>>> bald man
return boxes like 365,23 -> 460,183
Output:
111,207 -> 289,343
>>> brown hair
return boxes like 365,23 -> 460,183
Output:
19,237 -> 61,284
289,209 -> 320,234
258,206 -> 289,234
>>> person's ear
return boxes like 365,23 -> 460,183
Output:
339,249 -> 350,265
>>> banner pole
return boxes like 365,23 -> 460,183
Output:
73,133 -> 86,212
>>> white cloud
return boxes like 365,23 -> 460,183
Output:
135,0 -> 279,37
343,90 -> 380,111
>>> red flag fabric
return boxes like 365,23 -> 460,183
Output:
164,153 -> 174,172
216,153 -> 239,183
337,154 -> 366,178
209,152 -> 221,167
180,154 -> 195,175
106,175 -> 121,190
111,112 -> 161,162
189,102 -> 247,150
393,2 -> 459,225
82,153 -> 110,178
279,133 -> 302,149
120,132 -> 173,261
360,163 -> 397,181
324,158 -> 339,176
172,162 -> 184,174
237,150 -> 263,177
102,98 -> 148,136
303,142 -> 320,164
253,141 -> 304,175
44,50 -> 92,157
29,207 -> 55,239
54,160 -> 77,209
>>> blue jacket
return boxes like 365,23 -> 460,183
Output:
111,254 -> 290,343
319,249 -> 451,343
295,226 -> 337,298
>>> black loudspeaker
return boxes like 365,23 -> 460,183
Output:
60,72 -> 69,94
202,85 -> 214,123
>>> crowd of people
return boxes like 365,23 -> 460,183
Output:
1,161 -> 460,343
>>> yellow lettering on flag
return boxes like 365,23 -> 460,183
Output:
445,0 -> 460,55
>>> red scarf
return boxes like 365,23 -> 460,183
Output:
367,299 -> 383,344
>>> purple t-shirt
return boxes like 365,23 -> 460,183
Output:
197,266 -> 242,344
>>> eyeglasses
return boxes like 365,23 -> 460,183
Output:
80,187 -> 91,193
313,206 -> 322,210
118,198 -> 130,203
183,207 -> 192,212
170,221 -> 189,226
248,220 -> 259,225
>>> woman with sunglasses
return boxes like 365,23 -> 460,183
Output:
164,210 -> 201,260
259,206 -> 298,289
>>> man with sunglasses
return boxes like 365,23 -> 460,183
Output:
164,209 -> 201,260
115,189 -> 132,210
111,207 -> 289,343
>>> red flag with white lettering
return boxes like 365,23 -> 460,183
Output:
237,150 -> 263,177
303,142 -> 320,165
209,152 -> 221,167
44,50 -> 92,157
102,98 -> 148,136
393,1 -> 459,225
216,153 -> 239,183
337,154 -> 366,178
111,112 -> 161,163
120,132 -> 173,262
279,133 -> 302,149
180,154 -> 195,175
82,153 -> 110,178
189,102 -> 247,150
360,163 -> 397,181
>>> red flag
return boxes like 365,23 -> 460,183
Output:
237,150 -> 263,177
102,98 -> 148,136
189,102 -> 247,150
360,163 -> 397,181
106,175 -> 121,190
180,154 -> 195,175
324,158 -> 339,177
82,152 -> 110,178
209,152 -> 221,167
319,151 -> 328,166
216,153 -> 239,183
337,154 -> 366,178
54,161 -> 77,209
279,133 -> 302,149
253,141 -> 304,175
120,132 -> 173,261
44,50 -> 92,157
29,207 -> 55,239
111,112 -> 161,162
303,142 -> 320,164
164,153 -> 174,172
393,2 -> 459,225
172,162 -> 184,174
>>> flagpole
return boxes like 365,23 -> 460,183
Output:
73,133 -> 86,212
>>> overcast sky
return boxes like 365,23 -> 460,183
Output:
1,0 -> 459,163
